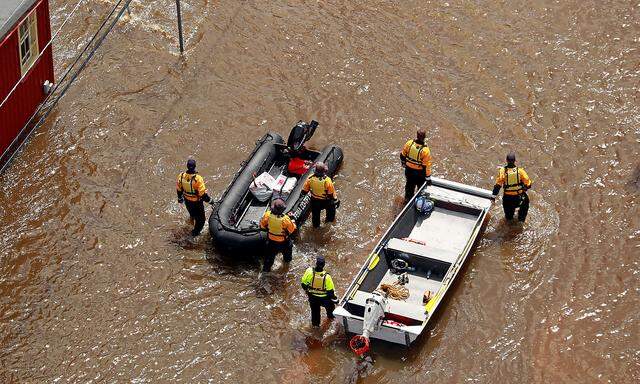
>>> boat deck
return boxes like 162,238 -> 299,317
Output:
408,207 -> 478,253
236,163 -> 287,228
378,270 -> 441,307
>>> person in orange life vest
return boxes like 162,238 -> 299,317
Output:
302,162 -> 338,228
400,128 -> 433,202
259,198 -> 297,272
176,158 -> 212,236
492,152 -> 533,222
301,256 -> 337,327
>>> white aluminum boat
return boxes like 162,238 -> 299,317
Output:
334,177 -> 494,349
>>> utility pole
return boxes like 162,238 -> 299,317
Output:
175,0 -> 185,54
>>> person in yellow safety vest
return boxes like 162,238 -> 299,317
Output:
176,158 -> 212,236
302,162 -> 339,228
301,256 -> 337,327
492,152 -> 533,222
400,128 -> 433,202
259,198 -> 297,272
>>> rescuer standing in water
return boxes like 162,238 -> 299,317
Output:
400,128 -> 432,202
492,152 -> 533,222
302,162 -> 339,228
259,198 -> 297,272
301,256 -> 338,327
176,158 -> 212,236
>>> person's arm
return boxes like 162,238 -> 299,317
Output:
196,176 -> 212,202
400,140 -> 410,165
301,177 -> 311,195
326,178 -> 337,200
492,168 -> 504,196
300,268 -> 311,291
519,168 -> 532,189
285,216 -> 297,235
325,275 -> 337,301
176,174 -> 184,202
259,211 -> 270,229
422,147 -> 432,178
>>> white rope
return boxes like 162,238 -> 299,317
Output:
0,0 -> 86,110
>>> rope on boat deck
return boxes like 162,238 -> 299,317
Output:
378,283 -> 410,301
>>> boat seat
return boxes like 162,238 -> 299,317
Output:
386,237 -> 458,264
385,298 -> 427,322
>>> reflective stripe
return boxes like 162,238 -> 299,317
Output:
268,214 -> 287,241
309,176 -> 328,200
504,167 -> 524,195
406,140 -> 425,170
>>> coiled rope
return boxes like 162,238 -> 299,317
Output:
379,283 -> 410,301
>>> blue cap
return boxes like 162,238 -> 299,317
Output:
187,159 -> 196,170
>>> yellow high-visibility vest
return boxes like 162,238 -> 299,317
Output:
406,140 -> 425,170
268,214 -> 287,241
179,173 -> 200,201
309,176 -> 329,200
504,167 -> 523,194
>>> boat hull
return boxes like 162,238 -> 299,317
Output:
335,177 -> 493,346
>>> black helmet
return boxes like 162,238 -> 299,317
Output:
506,152 -> 516,164
271,198 -> 286,215
315,256 -> 325,270
187,158 -> 196,171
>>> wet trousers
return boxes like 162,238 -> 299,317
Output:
308,295 -> 335,327
310,198 -> 336,228
503,193 -> 530,222
185,200 -> 206,235
404,167 -> 425,201
263,238 -> 293,272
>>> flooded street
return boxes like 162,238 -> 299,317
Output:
1,0 -> 638,382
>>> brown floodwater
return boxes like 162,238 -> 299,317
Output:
1,0 -> 638,382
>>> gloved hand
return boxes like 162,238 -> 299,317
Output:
425,176 -> 432,186
178,197 -> 184,204
333,199 -> 341,209
331,297 -> 339,304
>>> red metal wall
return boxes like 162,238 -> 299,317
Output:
0,0 -> 54,161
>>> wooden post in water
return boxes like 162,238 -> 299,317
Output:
175,0 -> 184,54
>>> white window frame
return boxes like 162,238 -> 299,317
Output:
18,10 -> 39,76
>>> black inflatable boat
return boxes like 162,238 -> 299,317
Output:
209,122 -> 344,255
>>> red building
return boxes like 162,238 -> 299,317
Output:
0,0 -> 54,166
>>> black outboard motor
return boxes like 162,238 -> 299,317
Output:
287,120 -> 318,153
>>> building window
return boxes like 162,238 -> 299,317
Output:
18,11 -> 39,76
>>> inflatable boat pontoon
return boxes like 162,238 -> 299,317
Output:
209,122 -> 343,255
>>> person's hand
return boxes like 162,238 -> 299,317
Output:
333,199 -> 341,209
178,197 -> 184,204
331,297 -> 339,304
425,176 -> 432,186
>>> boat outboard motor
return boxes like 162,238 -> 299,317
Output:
287,120 -> 318,153
349,291 -> 387,356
